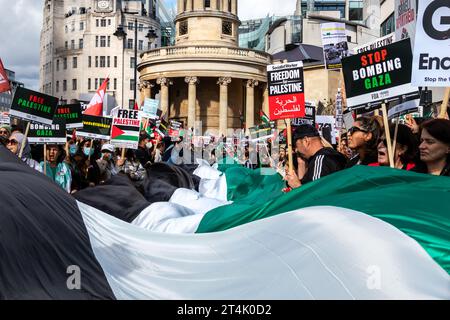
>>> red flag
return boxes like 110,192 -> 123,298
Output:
0,59 -> 11,94
134,101 -> 139,111
84,78 -> 109,116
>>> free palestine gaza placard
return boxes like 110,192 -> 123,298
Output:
342,38 -> 419,110
28,119 -> 67,145
9,87 -> 59,125
54,103 -> 83,129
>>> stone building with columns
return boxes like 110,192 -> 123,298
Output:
138,0 -> 272,135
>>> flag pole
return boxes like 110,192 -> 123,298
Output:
392,116 -> 400,168
381,103 -> 395,168
18,122 -> 31,158
286,119 -> 294,173
43,144 -> 47,176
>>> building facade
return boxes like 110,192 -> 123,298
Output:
39,0 -> 161,113
138,0 -> 272,135
0,69 -> 24,112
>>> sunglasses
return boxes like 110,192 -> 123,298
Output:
348,126 -> 368,136
378,138 -> 388,146
7,139 -> 18,145
0,130 -> 8,135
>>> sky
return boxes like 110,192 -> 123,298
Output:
0,0 -> 297,90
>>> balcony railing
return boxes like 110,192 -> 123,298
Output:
141,45 -> 271,64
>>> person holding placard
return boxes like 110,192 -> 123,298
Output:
416,119 -> 450,177
40,145 -> 72,193
6,132 -> 42,172
285,124 -> 347,189
347,116 -> 382,167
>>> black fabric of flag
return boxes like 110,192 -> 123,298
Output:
0,146 -> 115,300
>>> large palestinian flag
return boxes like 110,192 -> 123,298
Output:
1,147 -> 449,300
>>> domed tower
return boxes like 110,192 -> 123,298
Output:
175,0 -> 239,46
139,0 -> 271,135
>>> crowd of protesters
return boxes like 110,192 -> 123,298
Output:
0,112 -> 449,194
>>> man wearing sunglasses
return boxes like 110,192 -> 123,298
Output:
0,124 -> 11,139
285,124 -> 348,189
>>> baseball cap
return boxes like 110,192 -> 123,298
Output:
293,124 -> 320,141
101,143 -> 115,153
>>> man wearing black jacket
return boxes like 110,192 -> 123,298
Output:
286,124 -> 347,189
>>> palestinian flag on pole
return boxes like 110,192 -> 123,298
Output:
0,58 -> 11,94
1,146 -> 449,300
260,110 -> 270,125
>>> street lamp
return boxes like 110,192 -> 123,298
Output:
114,17 -> 158,109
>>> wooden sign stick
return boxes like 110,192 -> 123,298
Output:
438,87 -> 450,119
286,120 -> 294,173
18,122 -> 31,158
381,103 -> 395,168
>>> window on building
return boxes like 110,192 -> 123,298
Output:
79,38 -> 84,49
138,40 -> 143,51
100,36 -> 106,47
129,99 -> 135,109
100,56 -> 106,68
88,56 -> 92,68
56,59 -> 60,71
80,22 -> 84,31
107,36 -> 111,47
108,19 -> 111,26
138,24 -> 144,32
56,81 -> 59,93
73,57 -> 77,68
95,78 -> 98,89
179,20 -> 188,36
107,56 -> 111,68
95,36 -> 99,47
95,56 -> 99,68
88,78 -> 91,90
71,40 -> 75,49
101,19 -> 107,27
381,13 -> 395,36
128,22 -> 134,31
130,79 -> 135,91
228,0 -> 232,12
114,78 -> 117,90
96,19 -> 99,27
63,58 -> 67,69
63,80 -> 67,91
65,41 -> 68,49
222,20 -> 233,35
107,81 -> 110,90
349,1 -> 363,21
72,79 -> 77,91
114,56 -> 118,68
127,39 -> 133,49
130,57 -> 136,69
205,0 -> 211,8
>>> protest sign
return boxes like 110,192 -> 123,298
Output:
353,33 -> 396,54
335,91 -> 344,130
0,112 -> 10,125
342,38 -> 419,111
267,61 -> 306,121
141,99 -> 162,120
9,87 -> 58,125
111,109 -> 141,150
321,23 -> 349,70
411,0 -> 450,87
291,102 -> 316,127
77,115 -> 112,140
388,99 -> 420,120
28,119 -> 66,145
169,120 -> 183,140
395,0 -> 417,44
54,103 -> 83,129
316,116 -> 337,145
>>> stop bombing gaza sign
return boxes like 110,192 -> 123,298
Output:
342,38 -> 419,111
111,109 -> 141,150
267,61 -> 306,121
10,87 -> 59,125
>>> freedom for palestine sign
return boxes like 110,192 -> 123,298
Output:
111,109 -> 141,150
342,38 -> 419,111
9,87 -> 59,125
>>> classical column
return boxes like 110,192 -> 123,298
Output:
263,83 -> 269,116
185,76 -> 199,130
217,77 -> 232,136
157,77 -> 173,116
138,81 -> 154,107
245,79 -> 259,129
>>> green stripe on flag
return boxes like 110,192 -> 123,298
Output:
197,166 -> 450,274
113,135 -> 138,142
